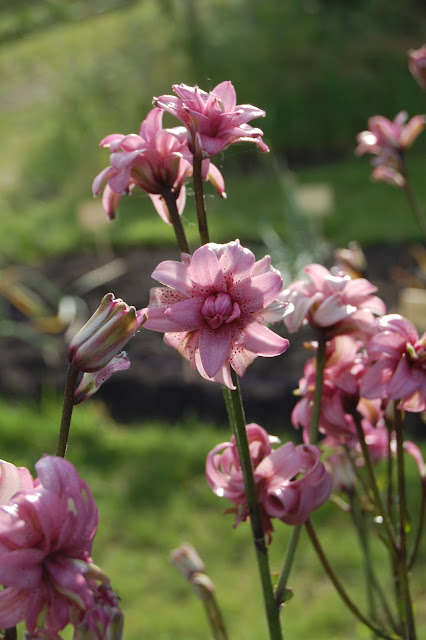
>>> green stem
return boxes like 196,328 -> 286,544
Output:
274,525 -> 302,607
394,408 -> 417,640
349,492 -> 377,626
203,593 -> 229,640
309,329 -> 327,443
192,154 -> 210,245
400,158 -> 426,240
408,480 -> 426,570
353,412 -> 397,554
305,519 -> 403,640
56,364 -> 79,457
161,187 -> 191,254
222,371 -> 282,640
275,331 -> 327,606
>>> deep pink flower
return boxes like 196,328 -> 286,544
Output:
360,314 -> 426,412
153,81 -> 269,158
409,45 -> 426,90
206,424 -> 332,536
355,111 -> 425,187
93,107 -> 226,220
0,456 -> 103,635
141,240 -> 289,388
283,264 -> 385,335
68,293 -> 144,373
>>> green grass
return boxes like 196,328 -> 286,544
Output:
1,396 -> 425,639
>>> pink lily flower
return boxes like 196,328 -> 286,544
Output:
153,81 -> 269,158
73,584 -> 124,640
355,111 -> 425,187
0,456 -> 107,635
409,45 -> 426,90
93,107 -> 226,220
141,240 -> 289,389
283,264 -> 385,335
360,314 -> 426,412
206,423 -> 332,537
68,293 -> 145,373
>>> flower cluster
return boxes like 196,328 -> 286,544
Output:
206,424 -> 332,537
141,240 -> 289,389
0,456 -> 122,639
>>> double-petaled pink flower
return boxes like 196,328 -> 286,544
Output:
355,111 -> 425,187
360,314 -> 426,412
282,264 -> 385,336
93,107 -> 225,220
141,240 -> 289,388
206,423 -> 332,536
139,240 -> 289,389
0,456 -> 115,636
154,81 -> 269,158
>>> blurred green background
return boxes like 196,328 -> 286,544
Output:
1,1 -> 426,639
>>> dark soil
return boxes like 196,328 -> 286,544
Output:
0,243 -> 424,434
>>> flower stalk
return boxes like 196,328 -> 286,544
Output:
192,154 -> 210,245
222,371 -> 283,640
56,363 -> 80,457
161,186 -> 191,254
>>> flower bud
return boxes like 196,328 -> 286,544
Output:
409,45 -> 426,90
170,543 -> 205,580
68,294 -> 144,372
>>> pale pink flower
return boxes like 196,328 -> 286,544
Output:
409,45 -> 426,90
0,459 -> 34,504
68,293 -> 144,373
360,314 -> 426,412
154,81 -> 269,158
355,111 -> 425,187
206,423 -> 332,537
93,107 -> 226,220
0,456 -> 103,635
141,240 -> 289,389
283,264 -> 385,335
73,352 -> 131,404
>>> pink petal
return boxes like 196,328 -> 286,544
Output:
239,321 -> 289,357
212,81 -> 236,111
0,587 -> 29,628
165,297 -> 204,330
198,325 -> 232,377
234,271 -> 283,312
151,261 -> 192,295
190,245 -> 226,292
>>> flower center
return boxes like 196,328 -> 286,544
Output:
201,293 -> 241,330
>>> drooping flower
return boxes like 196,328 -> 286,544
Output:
153,81 -> 269,158
68,293 -> 145,373
282,263 -> 385,335
0,456 -> 110,636
73,352 -> 131,404
141,240 -> 289,389
93,107 -> 226,220
206,423 -> 332,537
408,45 -> 426,90
360,314 -> 426,412
355,111 -> 425,187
